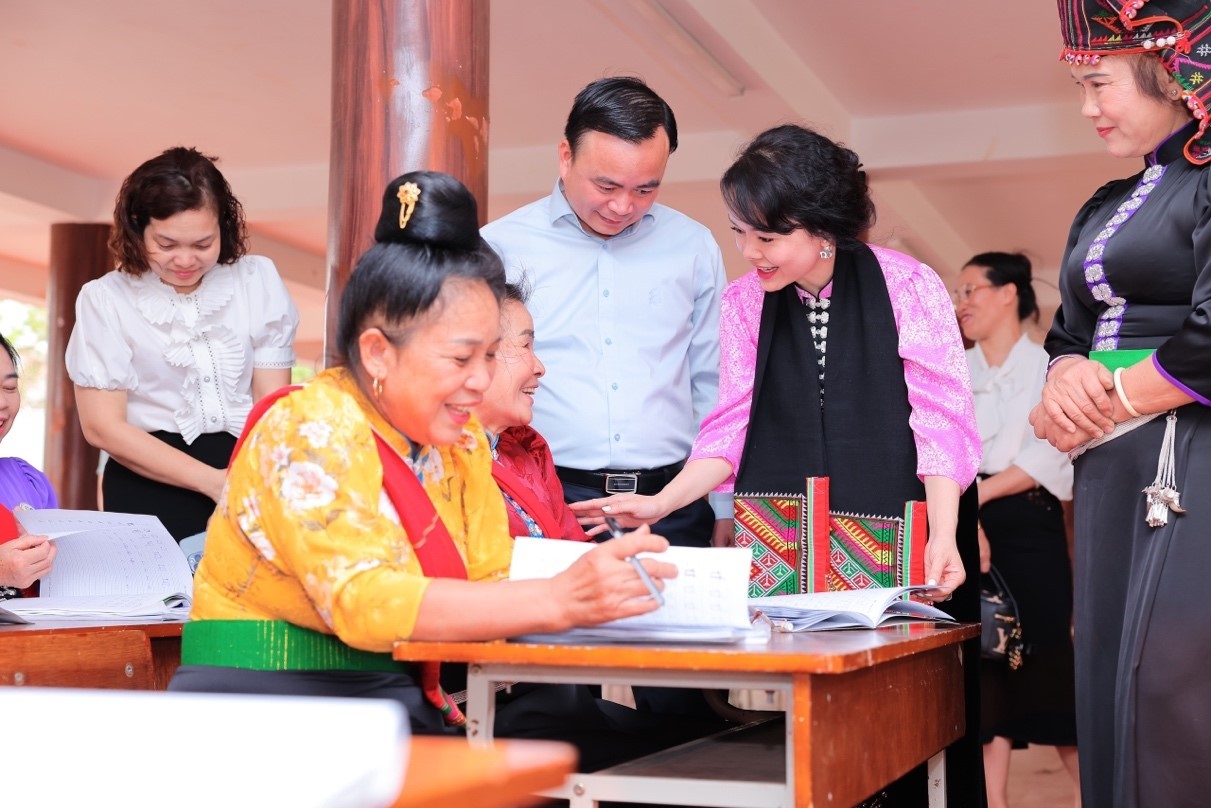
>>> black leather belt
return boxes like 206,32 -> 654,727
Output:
555,462 -> 684,495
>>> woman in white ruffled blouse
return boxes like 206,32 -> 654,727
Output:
957,252 -> 1079,808
65,147 -> 299,540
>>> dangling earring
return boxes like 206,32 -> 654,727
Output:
372,376 -> 384,400
819,244 -> 835,260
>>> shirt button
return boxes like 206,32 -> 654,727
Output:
603,289 -> 610,298
210,416 -> 218,423
611,383 -> 618,391
203,375 -> 212,383
614,434 -> 621,442
605,338 -> 613,346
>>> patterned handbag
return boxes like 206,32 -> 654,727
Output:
734,477 -> 928,597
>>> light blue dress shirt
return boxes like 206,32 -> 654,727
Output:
483,182 -> 730,518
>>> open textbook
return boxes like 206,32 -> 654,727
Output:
750,585 -> 956,632
2,510 -> 192,621
508,537 -> 758,643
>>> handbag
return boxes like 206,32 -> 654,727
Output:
734,477 -> 928,597
980,564 -> 1024,670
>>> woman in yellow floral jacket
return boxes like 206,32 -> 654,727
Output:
170,172 -> 678,744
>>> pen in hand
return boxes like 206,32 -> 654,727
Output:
605,516 -> 665,607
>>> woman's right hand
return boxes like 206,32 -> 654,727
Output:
569,492 -> 671,536
1031,357 -> 1115,444
549,525 -> 677,627
0,534 -> 56,589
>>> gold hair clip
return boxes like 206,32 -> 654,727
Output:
397,182 -> 421,230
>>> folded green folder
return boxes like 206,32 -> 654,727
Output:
1088,349 -> 1155,372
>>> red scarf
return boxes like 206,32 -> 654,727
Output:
235,385 -> 468,724
490,459 -> 564,540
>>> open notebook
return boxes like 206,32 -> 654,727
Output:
750,586 -> 955,632
1,510 -> 192,622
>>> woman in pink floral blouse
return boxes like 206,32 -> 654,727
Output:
574,124 -> 984,806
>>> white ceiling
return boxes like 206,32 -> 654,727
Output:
0,0 -> 1134,358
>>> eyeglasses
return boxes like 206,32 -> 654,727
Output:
951,283 -> 993,303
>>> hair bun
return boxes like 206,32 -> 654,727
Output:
373,170 -> 482,250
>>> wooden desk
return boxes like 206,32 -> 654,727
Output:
395,736 -> 577,808
395,623 -> 978,808
0,618 -> 183,689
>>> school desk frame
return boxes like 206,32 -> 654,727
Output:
395,622 -> 977,808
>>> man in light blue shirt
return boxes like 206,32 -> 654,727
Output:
482,76 -> 729,550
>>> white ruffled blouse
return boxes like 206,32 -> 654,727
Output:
966,334 -> 1073,501
65,255 -> 299,444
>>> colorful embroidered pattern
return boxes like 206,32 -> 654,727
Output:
825,515 -> 905,591
734,495 -> 805,597
736,478 -> 928,597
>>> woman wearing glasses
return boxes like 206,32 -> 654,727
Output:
957,253 -> 1079,808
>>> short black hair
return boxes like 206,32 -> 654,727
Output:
721,124 -> 874,247
337,171 -> 506,367
110,146 -> 247,274
0,332 -> 19,374
965,251 -> 1039,323
564,77 -> 678,156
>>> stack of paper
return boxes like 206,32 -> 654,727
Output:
508,537 -> 757,643
5,510 -> 193,621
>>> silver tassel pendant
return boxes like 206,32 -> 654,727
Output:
1143,411 -> 1184,528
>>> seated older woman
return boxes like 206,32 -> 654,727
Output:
169,171 -> 676,738
478,283 -> 589,541
0,333 -> 57,595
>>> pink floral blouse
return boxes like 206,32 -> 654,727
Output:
689,244 -> 980,492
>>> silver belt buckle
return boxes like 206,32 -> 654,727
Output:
604,473 -> 639,494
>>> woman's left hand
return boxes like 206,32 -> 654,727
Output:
922,536 -> 966,602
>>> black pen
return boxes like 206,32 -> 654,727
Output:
605,516 -> 665,607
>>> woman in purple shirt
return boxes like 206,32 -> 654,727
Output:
574,124 -> 983,806
0,333 -> 57,596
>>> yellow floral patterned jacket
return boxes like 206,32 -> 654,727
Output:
190,367 -> 512,651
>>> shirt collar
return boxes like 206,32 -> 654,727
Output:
1148,119 -> 1201,167
545,179 -> 657,240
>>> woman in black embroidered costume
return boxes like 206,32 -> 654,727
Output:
1034,3 -> 1211,805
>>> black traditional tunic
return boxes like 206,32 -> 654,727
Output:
1047,120 -> 1211,808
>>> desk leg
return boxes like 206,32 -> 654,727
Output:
927,751 -> 947,807
464,664 -> 497,747
790,673 -> 809,807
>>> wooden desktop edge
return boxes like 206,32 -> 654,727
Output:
393,736 -> 577,808
393,622 -> 978,673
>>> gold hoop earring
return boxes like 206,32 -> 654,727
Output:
372,376 -> 384,400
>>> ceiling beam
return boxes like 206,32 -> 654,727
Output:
684,0 -> 851,140
870,179 -> 975,281
0,144 -> 109,221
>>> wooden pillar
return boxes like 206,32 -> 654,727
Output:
44,223 -> 108,510
325,0 -> 490,366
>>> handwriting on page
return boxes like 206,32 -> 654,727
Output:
509,538 -> 752,630
15,510 -> 192,599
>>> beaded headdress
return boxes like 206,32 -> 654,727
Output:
1058,0 -> 1211,162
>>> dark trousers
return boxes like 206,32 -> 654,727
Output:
561,478 -> 722,721
102,430 -> 234,541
